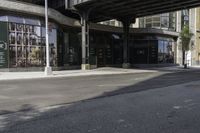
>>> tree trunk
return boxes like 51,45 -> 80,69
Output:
182,50 -> 185,66
182,50 -> 187,68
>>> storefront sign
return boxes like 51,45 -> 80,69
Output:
0,41 -> 8,68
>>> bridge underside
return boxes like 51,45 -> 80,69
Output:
70,0 -> 200,69
72,0 -> 200,22
15,0 -> 200,22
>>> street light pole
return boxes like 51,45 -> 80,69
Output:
197,29 -> 200,65
44,0 -> 52,75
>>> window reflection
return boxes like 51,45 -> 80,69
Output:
158,40 -> 174,63
42,27 -> 57,66
139,12 -> 176,31
7,16 -> 57,68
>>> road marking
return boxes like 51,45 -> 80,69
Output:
173,106 -> 181,110
118,119 -> 125,123
97,84 -> 129,87
0,95 -> 10,99
184,99 -> 193,103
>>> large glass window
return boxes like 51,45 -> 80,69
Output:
181,10 -> 189,28
68,31 -> 81,65
139,12 -> 176,31
161,14 -> 169,28
169,12 -> 176,30
9,23 -> 43,67
42,27 -> 57,67
158,40 -> 174,63
4,15 -> 58,68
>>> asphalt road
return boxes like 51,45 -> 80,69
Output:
1,70 -> 200,133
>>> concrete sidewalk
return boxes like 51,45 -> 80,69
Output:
0,66 -> 199,81
0,68 -> 157,81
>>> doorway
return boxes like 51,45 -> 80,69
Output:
97,48 -> 105,67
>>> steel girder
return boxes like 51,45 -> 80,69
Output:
69,0 -> 200,22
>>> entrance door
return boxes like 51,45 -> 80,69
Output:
97,48 -> 105,67
133,48 -> 148,64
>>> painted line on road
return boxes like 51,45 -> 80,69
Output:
97,84 -> 129,87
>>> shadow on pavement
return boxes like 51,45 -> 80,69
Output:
1,70 -> 200,132
96,70 -> 200,98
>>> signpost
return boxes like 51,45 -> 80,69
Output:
0,41 -> 8,68
0,22 -> 9,69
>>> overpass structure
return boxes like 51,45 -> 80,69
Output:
14,0 -> 200,69
67,0 -> 200,22
66,0 -> 200,69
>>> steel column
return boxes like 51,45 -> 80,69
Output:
81,12 -> 90,70
121,18 -> 135,68
122,20 -> 130,64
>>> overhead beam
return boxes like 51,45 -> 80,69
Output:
114,0 -> 200,17
135,3 -> 200,17
94,0 -> 198,18
70,0 -> 200,22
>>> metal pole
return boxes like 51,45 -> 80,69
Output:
122,19 -> 130,68
81,12 -> 90,70
45,0 -> 52,75
81,16 -> 86,65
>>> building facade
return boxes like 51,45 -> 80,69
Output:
0,0 -> 199,71
100,12 -> 179,65
101,9 -> 200,67
176,8 -> 200,66
188,8 -> 200,66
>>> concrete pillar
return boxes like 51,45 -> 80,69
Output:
189,8 -> 196,66
196,8 -> 200,65
81,12 -> 90,70
121,18 -> 135,68
176,11 -> 182,33
176,11 -> 182,66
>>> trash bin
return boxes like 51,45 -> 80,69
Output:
184,64 -> 187,69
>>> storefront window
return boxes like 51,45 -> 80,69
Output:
158,40 -> 174,63
5,15 -> 58,68
9,23 -> 43,67
0,16 -> 8,22
41,27 -> 57,67
68,32 -> 81,65
158,40 -> 164,63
